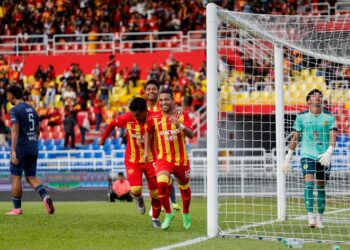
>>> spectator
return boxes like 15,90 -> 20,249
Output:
62,85 -> 77,106
166,54 -> 180,81
91,63 -> 101,81
0,119 -> 9,148
31,77 -> 43,108
93,94 -> 104,131
104,55 -> 117,92
192,84 -> 205,111
34,65 -> 46,81
45,79 -> 56,108
0,80 -> 6,115
109,172 -> 133,202
76,109 -> 89,145
99,78 -> 109,106
128,63 -> 141,88
46,107 -> 62,127
63,110 -> 76,149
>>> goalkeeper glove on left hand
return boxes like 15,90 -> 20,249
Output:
318,146 -> 334,167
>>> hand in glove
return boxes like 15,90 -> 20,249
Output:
318,146 -> 334,167
282,149 -> 294,175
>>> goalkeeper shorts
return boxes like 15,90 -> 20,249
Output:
301,158 -> 330,181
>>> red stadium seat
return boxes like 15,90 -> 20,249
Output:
54,131 -> 64,140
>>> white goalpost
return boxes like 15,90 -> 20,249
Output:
206,3 -> 350,244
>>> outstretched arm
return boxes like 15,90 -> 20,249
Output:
98,119 -> 118,145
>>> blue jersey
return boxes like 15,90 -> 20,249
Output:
10,103 -> 40,155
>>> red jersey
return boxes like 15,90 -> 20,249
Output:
147,111 -> 193,166
101,112 -> 157,163
147,100 -> 161,113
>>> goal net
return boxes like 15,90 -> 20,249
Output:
208,4 -> 350,244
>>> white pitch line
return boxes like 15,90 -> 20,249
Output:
221,219 -> 280,235
153,237 -> 209,250
291,208 -> 350,222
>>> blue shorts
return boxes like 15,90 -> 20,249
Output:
10,153 -> 38,177
300,158 -> 330,181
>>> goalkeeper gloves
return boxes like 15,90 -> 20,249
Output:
282,149 -> 294,175
318,146 -> 334,167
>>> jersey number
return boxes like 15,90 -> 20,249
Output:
28,113 -> 35,131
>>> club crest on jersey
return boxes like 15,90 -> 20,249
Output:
324,121 -> 328,126
303,164 -> 308,170
128,169 -> 134,175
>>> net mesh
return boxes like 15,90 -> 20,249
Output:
216,8 -> 350,243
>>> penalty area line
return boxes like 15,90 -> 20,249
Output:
153,236 -> 209,250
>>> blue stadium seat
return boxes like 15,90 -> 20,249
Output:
103,145 -> 112,155
70,152 -> 82,158
45,139 -> 55,147
337,134 -> 349,143
55,139 -> 64,146
83,152 -> 93,158
105,138 -> 113,146
93,152 -> 104,158
45,145 -> 55,151
38,152 -> 46,159
38,139 -> 45,147
93,138 -> 99,146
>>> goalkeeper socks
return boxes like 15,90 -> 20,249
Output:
151,198 -> 161,219
179,184 -> 191,213
35,184 -> 48,200
304,182 -> 314,213
317,185 -> 326,214
158,181 -> 171,213
12,196 -> 22,209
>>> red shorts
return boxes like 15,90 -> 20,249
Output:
155,159 -> 190,184
125,161 -> 157,190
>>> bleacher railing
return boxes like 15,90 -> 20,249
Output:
0,31 -> 203,55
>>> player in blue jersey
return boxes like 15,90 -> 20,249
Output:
283,89 -> 337,228
6,84 -> 54,215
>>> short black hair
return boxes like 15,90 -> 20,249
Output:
145,79 -> 160,90
159,89 -> 174,99
118,172 -> 124,176
129,97 -> 147,112
306,89 -> 323,102
7,84 -> 23,99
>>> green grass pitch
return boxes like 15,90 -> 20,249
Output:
0,198 -> 345,250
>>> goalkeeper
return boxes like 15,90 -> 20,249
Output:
283,89 -> 337,229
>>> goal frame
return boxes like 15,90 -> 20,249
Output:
206,3 -> 287,237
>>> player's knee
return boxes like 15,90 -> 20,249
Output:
178,183 -> 189,190
25,176 -> 34,184
157,175 -> 169,184
130,186 -> 142,196
150,189 -> 158,199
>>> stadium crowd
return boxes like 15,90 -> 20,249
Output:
0,0 -> 347,147
0,53 -> 206,146
0,0 -> 333,42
